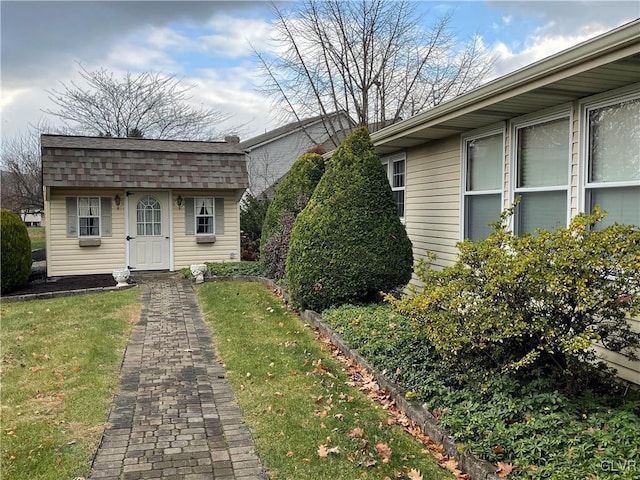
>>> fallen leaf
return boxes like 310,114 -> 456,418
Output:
375,442 -> 392,460
317,445 -> 328,458
496,461 -> 515,478
348,427 -> 366,438
407,468 -> 423,480
286,451 -> 294,457
492,445 -> 505,454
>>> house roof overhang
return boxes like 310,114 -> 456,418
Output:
372,19 -> 640,156
42,135 -> 249,190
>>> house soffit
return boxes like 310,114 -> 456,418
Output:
374,52 -> 640,155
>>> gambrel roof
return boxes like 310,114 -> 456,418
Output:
41,135 -> 248,190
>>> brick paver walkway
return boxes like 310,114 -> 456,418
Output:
88,275 -> 267,480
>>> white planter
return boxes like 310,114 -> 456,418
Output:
112,268 -> 130,288
190,264 -> 207,284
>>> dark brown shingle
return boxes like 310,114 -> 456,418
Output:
42,135 -> 248,190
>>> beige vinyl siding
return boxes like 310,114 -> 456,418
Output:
47,188 -> 125,277
172,190 -> 241,269
502,128 -> 511,210
404,135 -> 461,277
595,312 -> 640,385
570,101 -> 580,217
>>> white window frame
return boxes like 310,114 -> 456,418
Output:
510,107 -> 573,235
578,84 -> 640,225
194,196 -> 215,235
78,196 -> 101,238
460,124 -> 506,241
381,153 -> 407,224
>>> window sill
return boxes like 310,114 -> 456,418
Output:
196,235 -> 216,244
79,238 -> 101,247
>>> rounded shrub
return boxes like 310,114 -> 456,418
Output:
261,152 -> 325,279
286,127 -> 413,311
1,209 -> 32,293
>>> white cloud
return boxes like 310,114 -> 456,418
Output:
200,15 -> 273,58
490,29 -> 610,78
186,65 -> 279,139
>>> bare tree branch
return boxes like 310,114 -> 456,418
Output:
255,0 -> 495,133
44,65 -> 230,140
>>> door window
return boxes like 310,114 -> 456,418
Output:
137,196 -> 162,236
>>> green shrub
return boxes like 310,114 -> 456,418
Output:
389,207 -> 640,385
324,302 -> 640,479
261,152 -> 325,279
240,193 -> 270,260
286,127 -> 413,311
1,209 -> 32,293
205,261 -> 265,277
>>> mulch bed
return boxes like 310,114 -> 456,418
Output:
3,274 -> 120,297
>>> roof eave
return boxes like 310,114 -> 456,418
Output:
372,19 -> 640,147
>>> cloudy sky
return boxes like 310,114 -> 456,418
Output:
1,0 -> 639,142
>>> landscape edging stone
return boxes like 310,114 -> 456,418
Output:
208,275 -> 500,480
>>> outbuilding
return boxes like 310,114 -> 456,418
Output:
41,135 -> 248,276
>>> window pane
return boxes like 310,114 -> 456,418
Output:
136,196 -> 161,236
197,217 -> 212,234
589,99 -> 640,183
393,190 -> 405,218
465,194 -> 501,241
517,191 -> 566,235
589,186 -> 640,228
195,197 -> 214,234
467,134 -> 502,191
392,160 -> 405,188
517,118 -> 569,188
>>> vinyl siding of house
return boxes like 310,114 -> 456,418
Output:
245,121 -> 336,196
388,96 -> 640,384
46,188 -> 242,276
172,189 -> 241,269
246,131 -> 317,196
404,135 -> 461,276
46,188 -> 126,276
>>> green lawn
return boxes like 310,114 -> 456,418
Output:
197,281 -> 452,480
0,289 -> 140,480
27,227 -> 45,251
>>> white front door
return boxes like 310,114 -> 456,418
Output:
127,192 -> 170,270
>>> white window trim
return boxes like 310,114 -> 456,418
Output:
77,196 -> 101,238
460,123 -> 506,241
194,196 -> 215,235
509,107 -> 573,234
578,83 -> 640,217
381,153 -> 407,224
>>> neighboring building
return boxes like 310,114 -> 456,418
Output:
239,112 -> 354,197
21,211 -> 43,227
41,135 -> 248,276
371,20 -> 640,383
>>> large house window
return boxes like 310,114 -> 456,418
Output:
195,197 -> 214,234
78,197 -> 100,237
583,94 -> 640,228
513,115 -> 570,235
462,131 -> 503,240
382,154 -> 406,222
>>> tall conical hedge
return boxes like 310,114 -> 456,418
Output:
1,209 -> 32,293
286,127 -> 413,311
261,152 -> 325,279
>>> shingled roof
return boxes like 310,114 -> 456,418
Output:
42,135 -> 248,190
